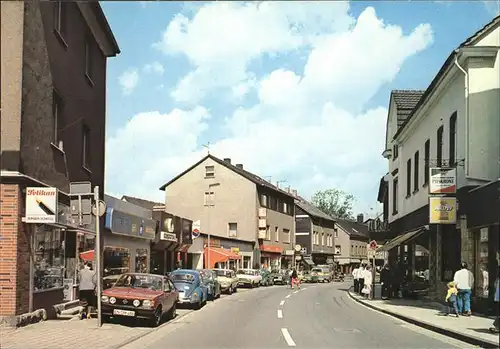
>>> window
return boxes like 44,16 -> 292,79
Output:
265,225 -> 270,240
414,151 -> 419,191
103,247 -> 131,277
437,126 -> 444,167
228,223 -> 237,237
392,144 -> 399,160
321,233 -> 325,246
406,159 -> 411,197
392,178 -> 398,214
335,245 -> 341,254
260,194 -> 268,207
205,165 -> 215,178
53,1 -> 66,42
334,229 -> 338,238
52,91 -> 62,145
449,112 -> 457,166
84,37 -> 94,84
82,125 -> 91,170
424,139 -> 430,185
283,202 -> 288,214
204,191 -> 215,206
283,229 -> 290,243
269,196 -> 278,210
275,226 -> 279,241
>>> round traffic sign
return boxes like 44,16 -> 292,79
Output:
294,244 -> 302,252
192,228 -> 200,239
369,240 -> 377,250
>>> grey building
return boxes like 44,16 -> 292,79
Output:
159,155 -> 296,270
333,215 -> 370,274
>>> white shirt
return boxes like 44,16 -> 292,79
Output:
453,268 -> 474,290
358,267 -> 365,280
363,269 -> 373,285
352,268 -> 359,279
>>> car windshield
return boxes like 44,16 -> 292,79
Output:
311,268 -> 322,272
237,270 -> 254,275
114,274 -> 163,291
170,273 -> 195,283
214,270 -> 232,277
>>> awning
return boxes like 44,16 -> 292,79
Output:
377,228 -> 427,252
204,247 -> 241,269
259,244 -> 283,254
79,250 -> 95,261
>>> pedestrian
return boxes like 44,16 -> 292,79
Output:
291,269 -> 300,289
445,281 -> 459,317
362,265 -> 373,299
380,264 -> 391,300
358,264 -> 365,295
390,264 -> 401,298
489,267 -> 499,333
352,265 -> 360,293
453,261 -> 474,316
79,261 -> 97,319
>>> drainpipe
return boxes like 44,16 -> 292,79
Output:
453,50 -> 469,176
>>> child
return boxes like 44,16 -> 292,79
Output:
446,281 -> 459,317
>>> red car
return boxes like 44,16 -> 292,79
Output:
101,273 -> 178,327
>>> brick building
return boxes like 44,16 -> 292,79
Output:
0,0 -> 119,324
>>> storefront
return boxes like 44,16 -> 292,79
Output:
187,234 -> 253,270
103,198 -> 155,278
259,244 -> 282,270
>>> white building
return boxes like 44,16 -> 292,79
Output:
377,16 -> 500,309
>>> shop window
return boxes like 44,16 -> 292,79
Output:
475,228 -> 490,299
34,226 -> 65,291
135,249 -> 148,273
103,247 -> 130,277
441,227 -> 460,282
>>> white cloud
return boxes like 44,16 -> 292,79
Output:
483,0 -> 500,15
143,61 -> 165,75
108,4 -> 433,214
118,68 -> 139,95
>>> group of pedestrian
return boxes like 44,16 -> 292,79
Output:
352,264 -> 373,299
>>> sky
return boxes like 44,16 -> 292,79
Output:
102,0 -> 498,218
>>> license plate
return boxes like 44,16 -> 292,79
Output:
113,309 -> 135,317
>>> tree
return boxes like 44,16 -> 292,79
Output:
311,189 -> 356,220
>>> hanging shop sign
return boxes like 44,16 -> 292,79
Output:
160,231 -> 178,242
429,197 -> 457,224
105,208 -> 155,240
25,187 -> 58,223
429,168 -> 456,194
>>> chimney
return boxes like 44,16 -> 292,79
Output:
276,181 -> 280,188
357,213 -> 364,224
235,164 -> 243,169
223,158 -> 231,164
286,186 -> 291,193
291,189 -> 297,197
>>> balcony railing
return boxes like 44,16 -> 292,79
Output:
367,218 -> 389,233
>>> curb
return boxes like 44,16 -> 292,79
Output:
347,290 -> 499,349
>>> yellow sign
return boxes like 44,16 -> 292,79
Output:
429,197 -> 457,224
231,247 -> 240,254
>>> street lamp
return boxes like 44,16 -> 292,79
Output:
206,182 -> 220,269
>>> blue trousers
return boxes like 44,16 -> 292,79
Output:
447,300 -> 458,315
457,289 -> 472,313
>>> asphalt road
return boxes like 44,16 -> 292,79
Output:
121,282 -> 475,349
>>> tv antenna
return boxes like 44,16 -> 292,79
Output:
202,142 -> 211,155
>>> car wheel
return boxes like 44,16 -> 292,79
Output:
228,286 -> 233,295
168,303 -> 176,320
150,306 -> 162,327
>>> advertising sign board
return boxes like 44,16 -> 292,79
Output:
429,197 -> 457,224
25,187 -> 58,223
429,168 -> 456,194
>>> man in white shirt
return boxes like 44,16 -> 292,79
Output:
352,266 -> 360,293
358,265 -> 366,295
453,261 -> 474,316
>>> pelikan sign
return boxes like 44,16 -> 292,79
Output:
25,187 -> 58,223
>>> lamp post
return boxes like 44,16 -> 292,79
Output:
206,183 -> 220,269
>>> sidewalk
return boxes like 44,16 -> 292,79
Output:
348,290 -> 499,348
0,309 -> 192,349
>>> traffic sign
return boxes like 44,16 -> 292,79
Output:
369,240 -> 377,250
294,244 -> 302,252
192,228 -> 200,239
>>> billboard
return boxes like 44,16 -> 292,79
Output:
429,197 -> 457,224
25,187 -> 58,223
429,168 -> 456,194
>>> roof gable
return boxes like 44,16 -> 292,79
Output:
121,195 -> 164,211
159,154 -> 295,199
335,219 -> 369,238
295,197 -> 335,222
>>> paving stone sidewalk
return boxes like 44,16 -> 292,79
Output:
348,290 -> 499,348
0,309 -> 192,349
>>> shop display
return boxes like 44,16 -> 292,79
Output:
103,247 -> 130,277
135,248 -> 148,273
33,226 -> 64,291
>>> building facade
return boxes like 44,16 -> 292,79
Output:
377,16 -> 499,313
159,155 -> 296,270
294,197 -> 336,267
334,217 -> 370,273
0,1 -> 119,323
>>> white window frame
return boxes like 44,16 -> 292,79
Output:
275,227 -> 279,241
228,222 -> 237,237
204,191 -> 215,206
205,165 -> 215,178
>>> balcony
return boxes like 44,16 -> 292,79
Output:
367,218 -> 390,242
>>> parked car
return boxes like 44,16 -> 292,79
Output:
169,269 -> 208,309
103,274 -> 121,289
260,269 -> 274,286
310,267 -> 332,283
302,271 -> 313,283
101,273 -> 178,327
213,269 -> 239,294
200,269 -> 221,300
236,269 -> 262,287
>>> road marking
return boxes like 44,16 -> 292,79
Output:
280,300 -> 285,306
285,294 -> 291,299
281,328 -> 296,347
293,291 -> 299,294
277,309 -> 283,318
